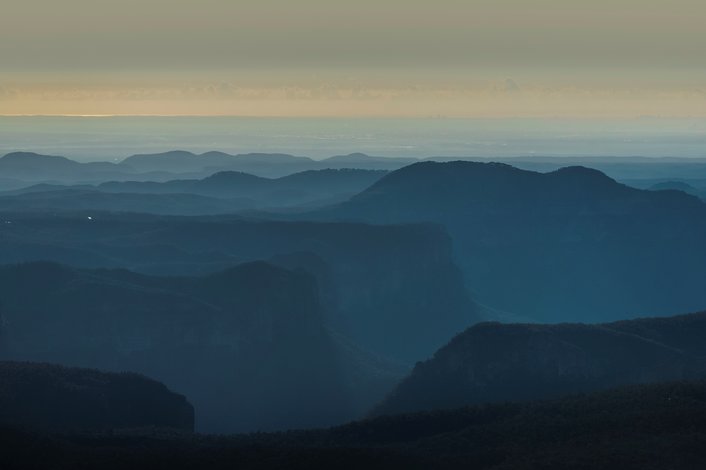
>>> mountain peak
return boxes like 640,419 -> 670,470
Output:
349,160 -> 637,205
387,160 -> 525,177
549,165 -> 617,183
351,160 -> 532,199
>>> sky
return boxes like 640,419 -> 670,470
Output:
1,0 -> 705,117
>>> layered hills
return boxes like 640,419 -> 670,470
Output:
0,261 -> 351,432
0,150 -> 402,188
0,214 -> 476,363
0,167 -> 386,212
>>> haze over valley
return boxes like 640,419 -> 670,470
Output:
3,0 -> 706,468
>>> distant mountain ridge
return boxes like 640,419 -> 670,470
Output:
316,160 -> 706,323
0,151 -> 407,185
7,150 -> 706,186
120,150 -> 315,176
97,168 -> 387,207
647,180 -> 706,201
0,152 -> 137,183
119,150 -> 415,176
0,168 -> 387,213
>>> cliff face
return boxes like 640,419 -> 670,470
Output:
374,312 -> 706,416
0,361 -> 194,432
266,225 -> 475,363
0,262 -> 349,433
122,219 -> 476,363
0,215 -> 477,363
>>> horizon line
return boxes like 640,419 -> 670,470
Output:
2,114 -> 706,121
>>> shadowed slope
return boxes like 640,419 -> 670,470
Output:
374,310 -> 706,416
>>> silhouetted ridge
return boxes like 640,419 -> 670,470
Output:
352,161 -> 632,205
545,165 -> 632,195
345,161 -> 563,212
360,160 -> 522,190
0,150 -> 408,187
0,153 -> 81,176
52,168 -> 387,210
549,164 -> 617,180
0,151 -> 137,183
120,150 -> 316,177
341,160 -> 706,212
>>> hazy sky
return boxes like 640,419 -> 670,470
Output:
1,0 -> 705,117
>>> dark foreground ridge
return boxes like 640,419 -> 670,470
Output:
2,380 -> 706,469
0,361 -> 194,432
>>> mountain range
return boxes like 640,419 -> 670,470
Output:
0,168 -> 387,212
0,151 -> 410,187
5,150 -> 706,442
119,151 -> 416,176
315,161 -> 706,323
6,150 -> 706,188
0,213 -> 476,363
